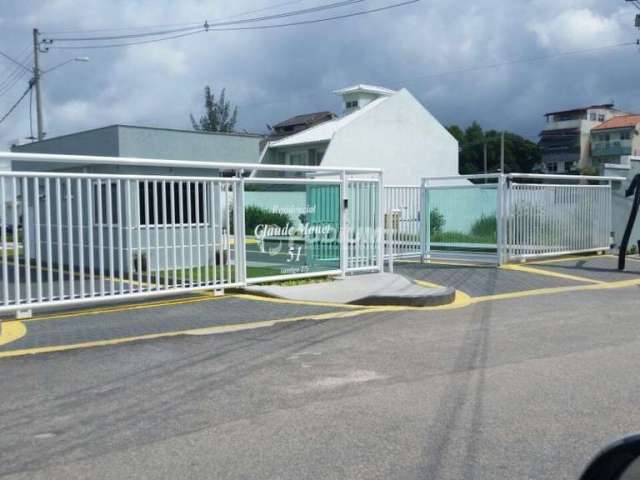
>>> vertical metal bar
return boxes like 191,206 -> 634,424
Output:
203,182 -> 209,286
187,182 -> 194,287
211,182 -> 219,288
96,179 -> 104,297
76,179 -> 84,299
144,181 -> 151,291
225,185 -> 231,284
0,177 -> 7,305
136,180 -> 143,292
153,181 -> 160,290
45,179 -> 53,300
178,181 -> 185,288
65,177 -> 74,300
22,177 -> 31,304
162,180 -> 169,290
116,180 -> 124,295
195,182 -> 202,285
55,178 -> 64,300
170,181 -> 177,289
126,180 -> 134,294
11,178 -> 20,304
87,179 -> 95,297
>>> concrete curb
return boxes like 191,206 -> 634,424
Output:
242,273 -> 457,308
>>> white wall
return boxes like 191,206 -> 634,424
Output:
320,88 -> 459,185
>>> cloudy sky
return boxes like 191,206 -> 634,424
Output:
0,0 -> 638,149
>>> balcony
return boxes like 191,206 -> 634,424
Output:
591,141 -> 632,157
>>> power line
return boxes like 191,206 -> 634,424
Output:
40,0 -> 311,35
0,83 -> 33,125
0,52 -> 33,92
44,0 -> 365,42
48,0 -> 419,49
0,49 -> 31,72
0,69 -> 30,98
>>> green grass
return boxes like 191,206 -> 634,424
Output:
158,265 -> 282,282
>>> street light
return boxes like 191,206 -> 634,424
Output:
42,57 -> 90,75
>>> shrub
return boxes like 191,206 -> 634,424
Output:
430,208 -> 445,235
471,214 -> 497,240
244,205 -> 290,234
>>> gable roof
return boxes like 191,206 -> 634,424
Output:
267,95 -> 391,148
272,111 -> 335,129
592,115 -> 640,131
333,84 -> 395,97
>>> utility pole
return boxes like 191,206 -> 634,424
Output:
500,131 -> 505,174
32,28 -> 44,141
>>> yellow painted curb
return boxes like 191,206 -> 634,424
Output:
0,321 -> 27,346
0,308 -> 375,359
501,263 -> 604,285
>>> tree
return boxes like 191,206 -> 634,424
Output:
190,86 -> 238,133
448,122 -> 541,174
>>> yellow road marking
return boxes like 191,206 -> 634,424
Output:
0,308 -> 375,359
501,263 -> 604,285
470,277 -> 640,304
0,321 -> 26,346
525,254 -> 605,265
20,294 -> 227,323
233,293 -> 362,309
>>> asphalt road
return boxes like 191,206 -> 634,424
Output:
2,283 -> 640,479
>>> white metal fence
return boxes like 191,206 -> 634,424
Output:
0,152 -> 383,314
0,151 -> 624,315
384,186 -> 422,258
0,172 -> 242,311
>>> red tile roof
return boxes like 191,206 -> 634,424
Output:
592,115 -> 640,131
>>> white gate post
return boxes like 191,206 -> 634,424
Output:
419,178 -> 426,263
339,170 -> 348,278
377,171 -> 384,272
233,172 -> 247,286
496,174 -> 506,266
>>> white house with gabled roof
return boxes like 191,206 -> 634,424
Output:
257,84 -> 459,184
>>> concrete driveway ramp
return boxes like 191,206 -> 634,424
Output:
245,273 -> 455,307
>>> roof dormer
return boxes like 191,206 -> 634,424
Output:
333,84 -> 394,114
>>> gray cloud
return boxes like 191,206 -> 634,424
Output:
0,0 -> 638,149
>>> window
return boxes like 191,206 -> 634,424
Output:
138,182 -> 206,225
621,131 -> 631,140
547,162 -> 558,173
286,152 -> 307,166
590,113 -> 597,121
564,161 -> 574,172
345,100 -> 358,109
598,114 -> 605,122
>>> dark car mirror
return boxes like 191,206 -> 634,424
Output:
580,434 -> 640,480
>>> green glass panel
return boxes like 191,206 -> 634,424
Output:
427,186 -> 497,252
244,184 -> 340,278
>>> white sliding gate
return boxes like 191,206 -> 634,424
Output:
0,152 -> 383,315
384,173 -> 623,265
